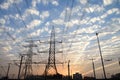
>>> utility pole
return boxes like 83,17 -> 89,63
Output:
118,57 -> 120,72
17,55 -> 24,80
96,33 -> 107,79
68,60 -> 70,80
6,63 -> 11,79
118,57 -> 120,66
89,58 -> 96,79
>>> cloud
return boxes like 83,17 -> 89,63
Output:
84,7 -> 119,27
52,19 -> 64,25
0,0 -> 21,9
45,22 -> 50,26
55,27 -> 61,33
100,8 -> 119,19
65,19 -> 79,27
0,0 -> 13,9
52,1 -> 59,6
14,14 -> 21,20
42,0 -> 49,5
85,5 -> 104,13
40,11 -> 50,20
100,13 -> 108,19
31,0 -> 49,7
70,24 -> 100,35
101,23 -> 120,33
1,26 -> 15,32
89,17 -> 101,23
0,18 -> 6,25
31,0 -> 41,7
2,46 -> 12,52
79,0 -> 87,4
112,18 -> 120,23
103,0 -> 113,6
22,8 -> 40,21
30,26 -> 50,37
31,0 -> 59,7
60,9 -> 66,19
10,19 -> 42,41
107,8 -> 119,15
0,43 -> 19,64
27,19 -> 41,29
25,8 -> 40,16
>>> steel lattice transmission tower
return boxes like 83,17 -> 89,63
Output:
23,41 -> 37,78
44,26 -> 58,76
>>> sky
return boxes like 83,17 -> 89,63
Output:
0,0 -> 120,79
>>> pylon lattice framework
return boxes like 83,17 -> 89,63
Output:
44,26 -> 58,75
21,41 -> 37,78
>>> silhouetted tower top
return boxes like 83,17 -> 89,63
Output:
44,26 -> 58,75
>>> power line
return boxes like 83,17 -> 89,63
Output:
24,0 -> 34,21
13,3 -> 27,28
62,0 -> 75,62
63,1 -> 89,62
13,1 -> 35,41
13,1 -> 33,43
63,0 -> 75,34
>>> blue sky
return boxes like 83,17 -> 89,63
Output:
0,0 -> 120,78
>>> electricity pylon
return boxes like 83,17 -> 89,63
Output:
44,26 -> 58,76
22,40 -> 37,79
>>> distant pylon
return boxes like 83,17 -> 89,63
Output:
44,26 -> 58,76
22,40 -> 37,79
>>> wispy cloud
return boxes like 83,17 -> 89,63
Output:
103,0 -> 113,6
0,0 -> 21,9
27,19 -> 41,29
